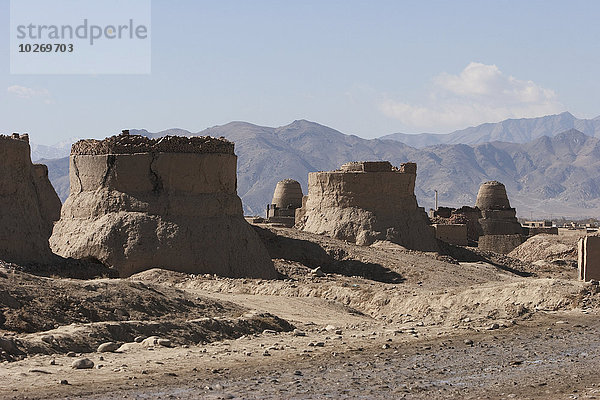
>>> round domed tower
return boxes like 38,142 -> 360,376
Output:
475,181 -> 511,210
272,179 -> 303,209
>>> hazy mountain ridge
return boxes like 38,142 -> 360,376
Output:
382,112 -> 600,148
41,118 -> 600,218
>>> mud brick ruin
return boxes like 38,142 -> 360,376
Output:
50,133 -> 276,278
0,134 -> 61,264
475,181 -> 524,254
578,236 -> 600,281
295,161 -> 438,250
265,179 -> 303,227
430,181 -> 527,253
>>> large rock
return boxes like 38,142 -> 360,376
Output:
50,134 -> 276,278
295,161 -> 437,250
0,134 -> 61,264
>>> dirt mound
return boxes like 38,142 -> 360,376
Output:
0,267 -> 293,361
0,267 -> 245,333
509,233 -> 581,263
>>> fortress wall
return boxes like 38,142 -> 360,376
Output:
296,161 -> 437,250
478,234 -> 524,255
305,169 -> 417,213
64,153 -> 241,219
0,135 -> 61,264
32,164 -> 62,237
51,134 -> 275,278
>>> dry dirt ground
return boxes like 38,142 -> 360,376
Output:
1,226 -> 599,399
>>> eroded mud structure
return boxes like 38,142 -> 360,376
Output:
295,161 -> 437,250
50,133 -> 276,278
0,134 -> 61,264
265,179 -> 303,227
476,181 -> 524,253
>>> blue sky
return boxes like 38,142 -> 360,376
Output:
1,0 -> 600,145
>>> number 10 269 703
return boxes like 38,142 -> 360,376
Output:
18,43 -> 73,53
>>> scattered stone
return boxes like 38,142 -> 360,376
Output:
464,339 -> 474,345
263,350 -> 271,356
488,323 -> 500,330
263,329 -> 277,335
71,358 -> 94,369
157,339 -> 172,347
41,335 -> 54,344
59,379 -> 69,385
97,342 -> 120,353
141,336 -> 163,347
66,352 -> 76,357
50,359 -> 56,365
0,337 -> 21,355
293,329 -> 306,337
315,342 -> 325,347
324,325 -> 337,332
134,336 -> 147,343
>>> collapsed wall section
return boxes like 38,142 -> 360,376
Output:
0,134 -> 61,264
295,161 -> 437,250
50,134 -> 276,278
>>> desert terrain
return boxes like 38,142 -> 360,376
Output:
1,226 -> 599,399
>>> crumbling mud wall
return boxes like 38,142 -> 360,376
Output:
50,134 -> 276,278
0,134 -> 61,264
433,224 -> 468,246
578,236 -> 600,282
475,181 -> 523,254
295,161 -> 437,251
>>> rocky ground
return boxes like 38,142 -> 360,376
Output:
1,226 -> 599,399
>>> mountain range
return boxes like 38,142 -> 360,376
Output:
34,113 -> 600,218
382,111 -> 600,147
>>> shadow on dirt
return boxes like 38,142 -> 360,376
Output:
254,226 -> 405,284
438,241 -> 533,277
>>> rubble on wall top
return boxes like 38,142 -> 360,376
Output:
481,180 -> 504,186
337,161 -> 417,174
71,134 -> 235,156
0,133 -> 30,144
278,178 -> 301,184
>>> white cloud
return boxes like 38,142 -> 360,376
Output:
7,85 -> 52,103
381,62 -> 565,132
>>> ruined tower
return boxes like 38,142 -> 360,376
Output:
271,179 -> 303,210
265,179 -> 303,227
0,134 -> 61,264
50,134 -> 276,278
295,161 -> 437,250
475,181 -> 523,253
